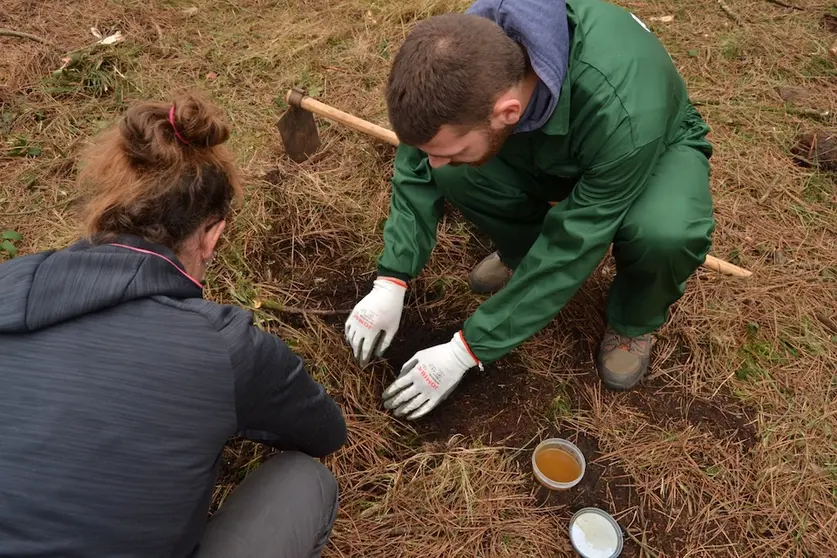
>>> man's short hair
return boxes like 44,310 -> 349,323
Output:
385,13 -> 527,146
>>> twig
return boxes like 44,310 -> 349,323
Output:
257,299 -> 350,315
765,0 -> 803,10
152,21 -> 164,44
287,34 -> 331,59
692,99 -> 831,121
0,196 -> 81,217
0,28 -> 51,44
815,311 -> 837,335
716,0 -> 745,25
626,530 -> 661,558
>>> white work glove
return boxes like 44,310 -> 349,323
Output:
345,277 -> 407,366
382,331 -> 482,420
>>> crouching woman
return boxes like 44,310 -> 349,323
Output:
0,90 -> 346,558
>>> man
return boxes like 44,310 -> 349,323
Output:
344,0 -> 714,420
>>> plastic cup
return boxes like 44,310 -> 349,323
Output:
531,438 -> 586,490
569,507 -> 623,558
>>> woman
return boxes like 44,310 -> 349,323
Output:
0,90 -> 347,557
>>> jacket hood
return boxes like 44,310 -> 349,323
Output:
0,235 -> 203,333
466,0 -> 571,133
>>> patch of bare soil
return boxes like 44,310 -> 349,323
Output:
791,131 -> 837,171
382,305 -> 557,447
618,383 -> 758,452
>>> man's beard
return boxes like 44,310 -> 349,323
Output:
450,124 -> 514,168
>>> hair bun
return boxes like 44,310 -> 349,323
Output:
169,89 -> 230,148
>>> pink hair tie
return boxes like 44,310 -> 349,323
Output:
168,105 -> 191,145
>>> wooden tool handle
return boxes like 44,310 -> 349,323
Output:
703,254 -> 752,277
284,90 -> 753,278
286,89 -> 400,146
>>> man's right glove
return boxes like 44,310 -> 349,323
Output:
345,277 -> 407,367
382,331 -> 480,420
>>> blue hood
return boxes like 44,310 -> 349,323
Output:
466,0 -> 570,133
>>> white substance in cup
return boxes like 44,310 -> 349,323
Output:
570,511 -> 620,558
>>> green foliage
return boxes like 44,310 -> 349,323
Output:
0,230 -> 23,259
1,109 -> 17,135
5,136 -> 41,157
548,385 -> 572,420
41,47 -> 138,99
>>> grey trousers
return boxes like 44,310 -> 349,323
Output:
195,452 -> 339,558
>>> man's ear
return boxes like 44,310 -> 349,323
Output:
201,220 -> 226,261
492,97 -> 523,127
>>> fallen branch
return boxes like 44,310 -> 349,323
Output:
625,529 -> 661,558
0,28 -> 51,44
257,299 -> 350,315
0,195 -> 81,217
815,311 -> 837,335
692,99 -> 831,121
716,0 -> 745,25
782,106 -> 832,120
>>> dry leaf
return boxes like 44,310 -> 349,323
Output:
650,15 -> 675,23
97,31 -> 124,46
205,72 -> 218,80
777,86 -> 808,104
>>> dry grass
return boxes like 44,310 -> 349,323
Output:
2,0 -> 837,556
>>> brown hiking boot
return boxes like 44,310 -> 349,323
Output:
597,327 -> 654,390
468,252 -> 512,294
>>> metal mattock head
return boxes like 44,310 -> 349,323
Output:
277,88 -> 322,163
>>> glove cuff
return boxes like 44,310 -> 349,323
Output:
452,330 -> 483,371
371,277 -> 408,303
374,276 -> 408,290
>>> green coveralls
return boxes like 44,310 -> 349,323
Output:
376,0 -> 715,364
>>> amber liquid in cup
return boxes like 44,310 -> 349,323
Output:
534,447 -> 582,483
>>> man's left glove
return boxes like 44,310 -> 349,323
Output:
382,331 -> 482,420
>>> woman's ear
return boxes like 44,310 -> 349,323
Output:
201,219 -> 226,261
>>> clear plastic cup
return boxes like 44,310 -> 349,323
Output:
569,507 -> 624,558
531,437 -> 586,490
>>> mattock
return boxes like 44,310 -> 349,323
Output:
277,87 -> 752,278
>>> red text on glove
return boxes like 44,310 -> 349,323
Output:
419,366 -> 439,390
353,309 -> 377,329
352,314 -> 373,329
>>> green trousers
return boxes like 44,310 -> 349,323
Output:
432,143 -> 715,337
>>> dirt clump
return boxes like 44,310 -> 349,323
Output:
791,131 -> 837,171
822,13 -> 837,33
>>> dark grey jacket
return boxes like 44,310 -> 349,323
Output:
0,235 -> 347,557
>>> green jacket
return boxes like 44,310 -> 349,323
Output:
377,0 -> 708,363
